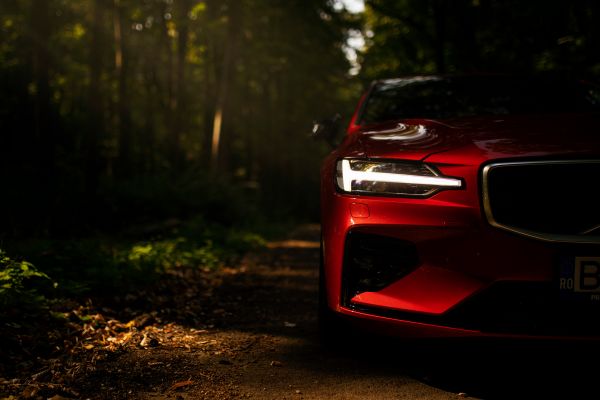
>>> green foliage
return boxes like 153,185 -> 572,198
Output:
5,219 -> 266,297
121,230 -> 264,275
0,250 -> 54,313
125,238 -> 220,271
117,223 -> 266,276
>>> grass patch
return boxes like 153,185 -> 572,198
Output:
0,251 -> 55,317
1,217 -> 266,313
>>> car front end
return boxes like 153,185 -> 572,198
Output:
320,75 -> 600,339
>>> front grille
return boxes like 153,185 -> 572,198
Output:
482,160 -> 600,242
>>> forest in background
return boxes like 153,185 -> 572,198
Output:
1,0 -> 360,239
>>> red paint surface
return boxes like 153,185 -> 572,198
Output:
351,265 -> 485,314
349,202 -> 370,218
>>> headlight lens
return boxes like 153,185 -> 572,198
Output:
336,158 -> 462,196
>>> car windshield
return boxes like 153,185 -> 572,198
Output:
359,76 -> 600,125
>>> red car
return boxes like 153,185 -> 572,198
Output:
318,75 -> 600,339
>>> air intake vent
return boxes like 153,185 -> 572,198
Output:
342,232 -> 418,304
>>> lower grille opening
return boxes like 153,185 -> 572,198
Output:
342,231 -> 419,306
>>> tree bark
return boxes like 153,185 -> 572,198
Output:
453,0 -> 479,71
432,0 -> 446,73
210,1 -> 241,173
171,0 -> 191,170
86,0 -> 104,195
31,0 -> 53,173
202,0 -> 218,166
160,1 -> 175,167
114,0 -> 133,179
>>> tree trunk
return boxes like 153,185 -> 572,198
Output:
114,0 -> 133,179
202,0 -> 218,166
160,1 -> 175,167
31,0 -> 53,173
86,0 -> 104,196
30,0 -> 55,231
171,0 -> 191,169
432,0 -> 446,73
210,0 -> 241,173
453,0 -> 479,71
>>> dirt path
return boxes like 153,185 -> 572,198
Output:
56,225 -> 456,399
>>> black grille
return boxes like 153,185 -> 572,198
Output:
484,161 -> 600,238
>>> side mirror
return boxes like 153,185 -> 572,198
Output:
311,113 -> 342,148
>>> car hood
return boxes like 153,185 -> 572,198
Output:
355,113 -> 600,161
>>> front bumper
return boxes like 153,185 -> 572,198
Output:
321,159 -> 600,338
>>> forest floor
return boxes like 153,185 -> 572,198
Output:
2,225 -> 600,399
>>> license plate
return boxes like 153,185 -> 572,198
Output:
559,256 -> 600,302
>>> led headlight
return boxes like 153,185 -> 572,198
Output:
336,158 -> 462,196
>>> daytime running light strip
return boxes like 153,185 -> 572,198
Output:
341,160 -> 462,192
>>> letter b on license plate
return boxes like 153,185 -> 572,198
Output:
560,257 -> 600,302
575,257 -> 600,292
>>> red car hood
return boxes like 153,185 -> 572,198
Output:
355,113 -> 600,161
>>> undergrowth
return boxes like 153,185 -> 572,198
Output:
0,216 -> 266,321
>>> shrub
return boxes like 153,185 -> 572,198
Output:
0,250 -> 54,315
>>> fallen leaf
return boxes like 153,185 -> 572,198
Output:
270,360 -> 283,367
148,361 -> 164,366
168,380 -> 195,391
20,386 -> 37,398
119,331 -> 133,344
134,313 -> 154,328
140,333 -> 159,348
